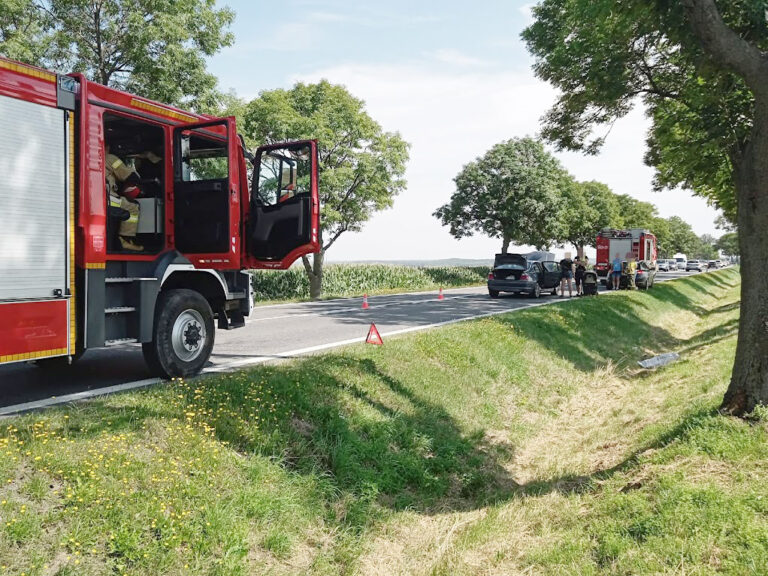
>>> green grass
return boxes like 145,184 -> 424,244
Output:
250,264 -> 489,302
0,268 -> 757,575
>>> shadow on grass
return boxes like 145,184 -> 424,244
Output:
490,270 -> 740,374
20,271 -> 741,524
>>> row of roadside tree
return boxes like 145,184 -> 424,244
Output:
433,137 -> 736,261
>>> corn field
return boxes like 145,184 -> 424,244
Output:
250,264 -> 490,301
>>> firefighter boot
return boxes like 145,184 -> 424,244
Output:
119,236 -> 144,252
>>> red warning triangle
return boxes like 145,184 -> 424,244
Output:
366,322 -> 383,345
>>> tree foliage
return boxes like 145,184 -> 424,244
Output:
434,137 -> 569,252
523,0 -> 768,415
521,0 -> 758,224
560,180 -> 622,251
244,81 -> 410,298
0,0 -> 234,110
716,231 -> 740,257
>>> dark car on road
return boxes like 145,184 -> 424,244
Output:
488,253 -> 561,298
635,260 -> 657,290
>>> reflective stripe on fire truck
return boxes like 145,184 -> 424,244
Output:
68,111 -> 77,353
0,59 -> 56,83
1,348 -> 68,363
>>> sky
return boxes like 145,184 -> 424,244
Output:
207,0 -> 722,261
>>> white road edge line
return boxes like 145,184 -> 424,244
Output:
0,299 -> 551,416
0,270 -> 704,416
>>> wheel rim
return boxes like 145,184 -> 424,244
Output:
171,309 -> 206,362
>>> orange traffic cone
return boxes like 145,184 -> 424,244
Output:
438,287 -> 444,300
366,323 -> 383,345
362,293 -> 369,310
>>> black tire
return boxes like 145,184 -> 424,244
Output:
489,289 -> 500,299
530,284 -> 541,298
143,289 -> 215,379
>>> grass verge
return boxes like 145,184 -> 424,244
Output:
0,269 -> 756,575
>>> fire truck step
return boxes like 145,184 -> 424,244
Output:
104,337 -> 138,346
105,277 -> 158,283
105,306 -> 136,314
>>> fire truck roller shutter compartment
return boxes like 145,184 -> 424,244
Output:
0,94 -> 68,300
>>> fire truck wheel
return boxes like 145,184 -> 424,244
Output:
143,289 -> 215,379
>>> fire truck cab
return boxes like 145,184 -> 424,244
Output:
0,57 -> 320,378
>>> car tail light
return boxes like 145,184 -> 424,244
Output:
488,272 -> 494,280
637,270 -> 644,275
520,273 -> 530,280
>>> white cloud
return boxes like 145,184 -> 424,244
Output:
296,62 -> 721,261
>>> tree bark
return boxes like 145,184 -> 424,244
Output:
720,98 -> 768,416
577,244 -> 585,259
301,251 -> 324,301
679,0 -> 768,416
501,236 -> 510,254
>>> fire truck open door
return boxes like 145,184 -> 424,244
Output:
0,93 -> 72,363
173,119 -> 238,256
245,140 -> 320,269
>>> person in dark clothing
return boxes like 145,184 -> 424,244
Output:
574,256 -> 588,296
559,253 -> 574,298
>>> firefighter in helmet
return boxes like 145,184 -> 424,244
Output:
106,145 -> 143,251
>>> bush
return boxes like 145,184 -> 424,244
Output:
250,264 -> 490,301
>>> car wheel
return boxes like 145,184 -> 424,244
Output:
488,289 -> 499,299
552,289 -> 558,296
143,289 -> 215,379
530,284 -> 541,298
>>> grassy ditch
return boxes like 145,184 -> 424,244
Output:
250,264 -> 489,302
1,268 -> 758,575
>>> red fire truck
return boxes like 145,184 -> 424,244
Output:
0,57 -> 320,378
595,228 -> 657,281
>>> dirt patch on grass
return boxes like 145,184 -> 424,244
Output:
510,364 -> 641,485
357,509 -> 487,576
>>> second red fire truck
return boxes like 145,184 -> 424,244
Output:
594,228 -> 657,283
0,57 -> 320,378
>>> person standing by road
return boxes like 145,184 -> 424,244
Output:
575,256 -> 587,296
559,253 -> 574,298
611,252 -> 622,290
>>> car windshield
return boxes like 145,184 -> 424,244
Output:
494,264 -> 525,270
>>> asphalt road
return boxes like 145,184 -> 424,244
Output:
0,268 -> 703,413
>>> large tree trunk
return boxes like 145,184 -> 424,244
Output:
302,251 -> 324,301
720,99 -> 768,416
501,236 -> 510,254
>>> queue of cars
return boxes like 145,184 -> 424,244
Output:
487,253 -> 728,298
